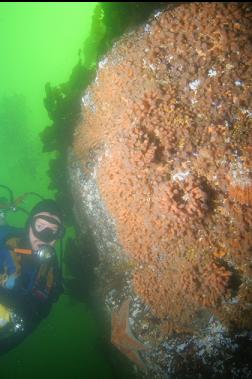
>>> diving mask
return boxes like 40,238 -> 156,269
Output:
31,215 -> 64,243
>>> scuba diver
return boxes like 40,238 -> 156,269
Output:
0,187 -> 65,354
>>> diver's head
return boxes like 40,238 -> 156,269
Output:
27,199 -> 64,251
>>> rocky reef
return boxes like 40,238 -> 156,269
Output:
69,3 -> 252,378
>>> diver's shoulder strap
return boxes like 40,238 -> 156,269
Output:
0,226 -> 23,246
0,231 -> 24,278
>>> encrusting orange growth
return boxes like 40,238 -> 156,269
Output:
132,259 -> 231,323
228,183 -> 252,206
73,3 -> 252,332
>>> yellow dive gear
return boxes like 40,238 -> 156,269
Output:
0,304 -> 11,328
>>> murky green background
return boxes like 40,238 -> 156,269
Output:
0,3 -> 113,378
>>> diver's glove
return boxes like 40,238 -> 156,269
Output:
5,274 -> 17,290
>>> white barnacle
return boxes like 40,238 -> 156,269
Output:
208,68 -> 217,77
172,171 -> 190,181
234,79 -> 243,87
99,57 -> 108,70
144,24 -> 151,33
149,63 -> 156,72
189,79 -> 201,91
154,11 -> 162,19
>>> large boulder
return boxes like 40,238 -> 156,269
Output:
69,3 -> 252,378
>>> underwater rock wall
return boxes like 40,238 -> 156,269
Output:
69,3 -> 252,378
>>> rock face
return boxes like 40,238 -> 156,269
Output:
69,3 -> 252,378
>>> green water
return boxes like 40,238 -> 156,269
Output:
0,2 -> 95,197
0,296 -> 112,378
0,3 -> 113,378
